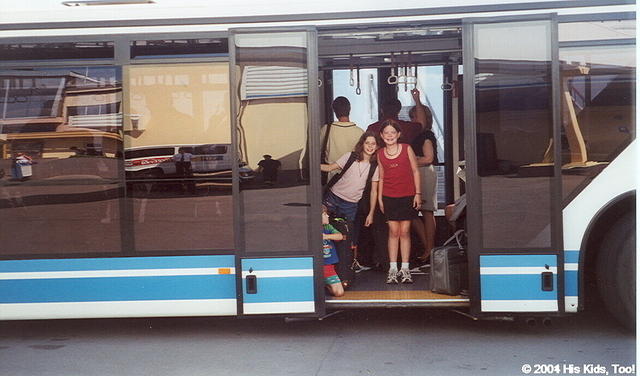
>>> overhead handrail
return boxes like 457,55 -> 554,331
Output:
387,52 -> 398,85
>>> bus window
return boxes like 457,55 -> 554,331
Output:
558,44 -> 636,201
123,62 -> 234,252
0,66 -> 123,256
332,68 -> 378,130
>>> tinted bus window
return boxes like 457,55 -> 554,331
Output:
0,42 -> 114,61
0,66 -> 123,256
559,44 -> 636,201
130,39 -> 228,59
124,62 -> 234,252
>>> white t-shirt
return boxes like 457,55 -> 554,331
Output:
330,152 -> 380,203
320,122 -> 364,166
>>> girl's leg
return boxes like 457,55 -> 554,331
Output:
387,220 -> 401,265
398,220 -> 414,283
399,220 -> 412,264
327,282 -> 345,297
386,220 -> 401,283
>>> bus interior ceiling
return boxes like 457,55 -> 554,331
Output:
318,24 -> 462,71
317,25 -> 467,306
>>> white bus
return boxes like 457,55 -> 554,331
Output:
0,0 -> 635,329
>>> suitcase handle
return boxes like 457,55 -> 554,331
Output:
442,229 -> 465,249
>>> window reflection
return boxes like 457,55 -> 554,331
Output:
0,66 -> 123,255
559,45 -> 636,201
233,32 -> 311,253
123,63 -> 235,251
473,21 -> 554,249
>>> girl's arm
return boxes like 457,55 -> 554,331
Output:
365,180 -> 378,227
416,139 -> 434,166
321,162 -> 340,172
377,163 -> 385,214
407,146 -> 422,209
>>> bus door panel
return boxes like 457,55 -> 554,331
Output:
241,257 -> 315,315
480,254 -> 558,312
229,28 -> 325,316
463,16 -> 563,315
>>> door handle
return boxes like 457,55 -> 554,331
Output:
246,274 -> 258,294
541,272 -> 554,291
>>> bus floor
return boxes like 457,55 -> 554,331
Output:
325,269 -> 469,308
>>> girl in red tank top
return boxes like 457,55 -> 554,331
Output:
377,120 -> 421,284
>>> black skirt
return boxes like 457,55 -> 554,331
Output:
382,196 -> 418,221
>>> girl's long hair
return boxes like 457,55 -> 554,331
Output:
353,131 -> 379,162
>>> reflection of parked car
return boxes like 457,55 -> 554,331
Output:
124,144 -> 254,182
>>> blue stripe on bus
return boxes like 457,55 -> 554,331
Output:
480,255 -> 557,268
564,250 -> 580,263
480,274 -> 557,300
0,275 -> 236,303
0,255 -> 235,273
241,257 -> 313,271
243,276 -> 314,303
565,270 -> 578,296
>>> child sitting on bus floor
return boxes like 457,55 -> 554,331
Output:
322,205 -> 345,297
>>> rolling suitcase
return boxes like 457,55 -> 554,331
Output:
430,230 -> 468,295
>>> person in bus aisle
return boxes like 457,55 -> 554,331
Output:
257,154 -> 281,186
321,132 -> 380,286
409,104 -> 438,264
365,89 -> 428,271
320,96 -> 364,181
366,89 -> 427,145
322,205 -> 345,297
173,147 -> 195,194
377,120 -> 421,284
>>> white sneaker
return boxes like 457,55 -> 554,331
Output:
399,269 -> 413,284
386,270 -> 399,284
352,259 -> 372,273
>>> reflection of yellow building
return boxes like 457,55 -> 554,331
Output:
124,63 -> 231,151
239,101 -> 307,170
1,71 -> 122,160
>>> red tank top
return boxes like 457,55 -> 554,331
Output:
377,143 -> 416,197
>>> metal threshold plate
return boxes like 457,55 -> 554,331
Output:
325,290 -> 470,308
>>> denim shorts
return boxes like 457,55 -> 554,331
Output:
323,190 -> 358,222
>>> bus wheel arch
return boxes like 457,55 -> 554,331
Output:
581,191 -> 636,330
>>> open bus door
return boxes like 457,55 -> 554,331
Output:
462,15 -> 564,317
228,28 -> 325,317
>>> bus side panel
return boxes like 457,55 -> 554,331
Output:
562,140 -> 637,312
241,257 -> 315,315
564,250 -> 579,312
0,255 -> 237,320
480,254 -> 558,312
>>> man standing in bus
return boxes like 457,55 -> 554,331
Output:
366,89 -> 427,144
320,97 -> 364,180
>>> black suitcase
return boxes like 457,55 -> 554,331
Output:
430,230 -> 468,295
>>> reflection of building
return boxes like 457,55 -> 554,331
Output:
0,70 -> 122,162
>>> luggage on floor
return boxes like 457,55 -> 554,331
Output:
329,216 -> 355,286
430,230 -> 468,295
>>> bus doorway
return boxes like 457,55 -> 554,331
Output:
317,24 -> 469,308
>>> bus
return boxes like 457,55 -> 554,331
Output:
0,0 -> 635,329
